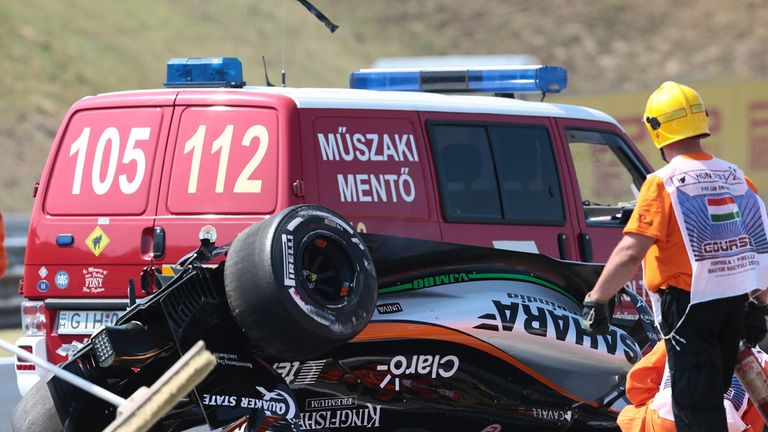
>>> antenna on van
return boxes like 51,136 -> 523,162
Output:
281,0 -> 286,87
262,56 -> 275,87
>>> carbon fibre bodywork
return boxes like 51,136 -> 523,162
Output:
45,234 -> 658,432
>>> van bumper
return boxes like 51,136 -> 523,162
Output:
14,336 -> 48,396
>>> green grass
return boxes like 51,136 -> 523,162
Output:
1,0 -> 768,212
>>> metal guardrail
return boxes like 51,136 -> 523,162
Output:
4,213 -> 28,281
5,237 -> 25,280
1,213 -> 29,328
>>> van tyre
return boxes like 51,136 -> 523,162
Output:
12,380 -> 63,432
224,205 -> 377,360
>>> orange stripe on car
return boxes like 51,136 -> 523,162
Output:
354,321 -> 596,406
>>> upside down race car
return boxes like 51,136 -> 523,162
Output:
12,205 -> 659,432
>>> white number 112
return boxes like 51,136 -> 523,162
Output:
183,124 -> 268,194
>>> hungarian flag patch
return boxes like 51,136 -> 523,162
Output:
706,196 -> 741,223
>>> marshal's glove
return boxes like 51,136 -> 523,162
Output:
743,300 -> 768,347
582,296 -> 611,335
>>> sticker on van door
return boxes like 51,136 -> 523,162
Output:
85,226 -> 110,257
313,117 -> 428,220
317,128 -> 419,203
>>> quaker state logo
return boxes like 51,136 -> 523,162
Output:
85,226 -> 110,257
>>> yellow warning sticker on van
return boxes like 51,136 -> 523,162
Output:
85,226 -> 110,257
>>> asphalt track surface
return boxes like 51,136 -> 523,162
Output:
0,359 -> 20,432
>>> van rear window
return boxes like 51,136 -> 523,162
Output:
166,107 -> 278,215
44,108 -> 164,216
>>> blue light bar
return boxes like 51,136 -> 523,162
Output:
349,65 -> 567,94
164,57 -> 245,88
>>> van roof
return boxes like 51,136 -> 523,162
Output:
256,86 -> 621,126
96,86 -> 622,127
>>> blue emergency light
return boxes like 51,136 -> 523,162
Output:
164,57 -> 246,88
349,65 -> 567,94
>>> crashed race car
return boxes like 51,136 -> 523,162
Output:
13,205 -> 659,432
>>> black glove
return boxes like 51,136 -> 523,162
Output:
582,297 -> 611,335
743,300 -> 768,347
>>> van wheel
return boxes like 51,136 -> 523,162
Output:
12,379 -> 63,432
224,205 -> 377,360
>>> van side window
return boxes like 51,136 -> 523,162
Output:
430,125 -> 502,221
429,123 -> 564,225
566,129 -> 646,226
489,126 -> 564,224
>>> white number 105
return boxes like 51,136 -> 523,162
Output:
69,127 -> 150,195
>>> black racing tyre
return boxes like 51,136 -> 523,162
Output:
224,205 -> 377,360
12,379 -> 63,432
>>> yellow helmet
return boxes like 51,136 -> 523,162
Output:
643,81 -> 710,149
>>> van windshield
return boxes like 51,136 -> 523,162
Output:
566,128 -> 646,227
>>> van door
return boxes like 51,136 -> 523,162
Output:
26,93 -> 175,361
155,91 -> 298,268
424,113 -> 581,260
554,118 -> 653,295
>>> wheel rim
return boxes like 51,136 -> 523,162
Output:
300,233 -> 356,307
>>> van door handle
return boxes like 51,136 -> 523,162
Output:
557,233 -> 569,260
578,232 -> 593,262
56,234 -> 75,247
153,226 -> 165,259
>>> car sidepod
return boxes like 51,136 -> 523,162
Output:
275,235 -> 650,431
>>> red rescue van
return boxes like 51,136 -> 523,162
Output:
15,58 -> 652,394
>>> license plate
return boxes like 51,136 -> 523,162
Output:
56,310 -> 122,335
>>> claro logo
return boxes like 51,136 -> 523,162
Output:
376,354 -> 459,390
